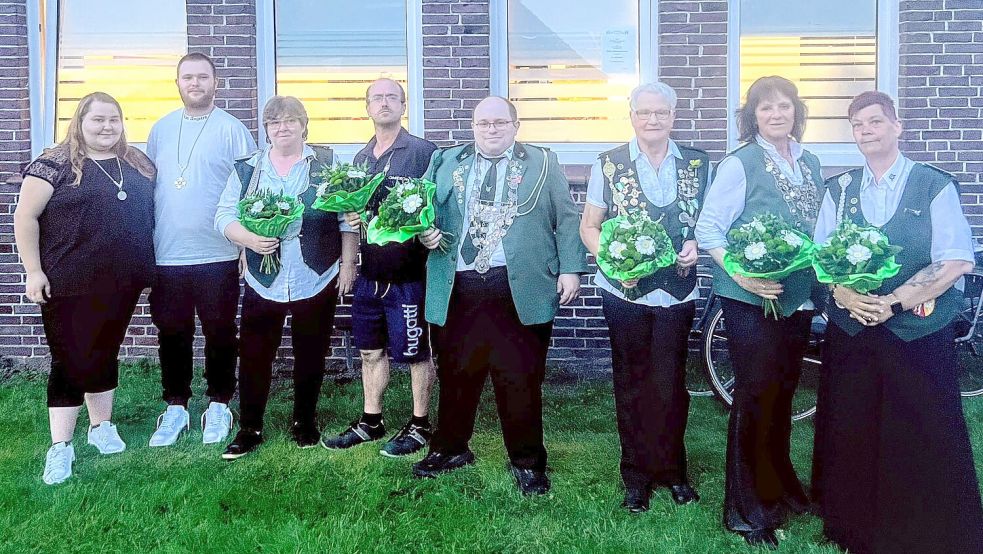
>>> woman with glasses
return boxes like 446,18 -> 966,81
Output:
15,91 -> 157,485
695,76 -> 822,549
214,96 -> 358,459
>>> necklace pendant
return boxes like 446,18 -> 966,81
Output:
117,190 -> 127,201
175,176 -> 187,189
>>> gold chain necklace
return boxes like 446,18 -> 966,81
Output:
92,157 -> 127,201
174,109 -> 214,189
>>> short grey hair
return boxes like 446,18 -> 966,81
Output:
629,81 -> 678,111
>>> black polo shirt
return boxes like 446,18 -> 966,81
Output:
353,128 -> 437,283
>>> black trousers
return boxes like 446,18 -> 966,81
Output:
431,267 -> 553,470
813,323 -> 983,554
719,297 -> 812,533
42,289 -> 143,407
149,260 -> 240,405
237,283 -> 339,431
601,290 -> 694,490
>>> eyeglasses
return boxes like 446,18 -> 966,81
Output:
266,117 -> 301,128
632,109 -> 673,121
368,94 -> 403,104
472,120 -> 516,131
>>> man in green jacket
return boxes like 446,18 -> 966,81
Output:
412,96 -> 588,495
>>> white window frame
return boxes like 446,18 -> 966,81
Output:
491,0 -> 658,165
257,0 -> 424,162
28,0 -> 58,158
727,0 -> 899,167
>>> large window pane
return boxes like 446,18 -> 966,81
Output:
739,0 -> 877,144
508,0 -> 638,143
275,0 -> 408,144
56,0 -> 186,142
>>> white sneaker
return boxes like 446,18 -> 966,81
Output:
149,405 -> 190,447
42,442 -> 75,485
201,402 -> 233,445
87,421 -> 126,454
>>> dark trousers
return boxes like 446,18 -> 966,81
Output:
601,290 -> 694,490
43,289 -> 143,407
431,268 -> 553,470
149,260 -> 240,405
813,323 -> 983,554
237,283 -> 339,431
719,297 -> 812,533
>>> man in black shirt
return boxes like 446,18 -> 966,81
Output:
321,78 -> 438,456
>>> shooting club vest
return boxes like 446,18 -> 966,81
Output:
234,145 -> 341,288
599,142 -> 710,301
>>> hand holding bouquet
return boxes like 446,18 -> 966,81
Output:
596,214 -> 677,300
366,177 -> 452,251
813,221 -> 902,293
723,213 -> 817,319
311,161 -> 385,214
236,189 -> 305,274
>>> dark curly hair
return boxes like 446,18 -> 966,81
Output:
736,76 -> 808,143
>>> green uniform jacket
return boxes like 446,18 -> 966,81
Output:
423,141 -> 590,327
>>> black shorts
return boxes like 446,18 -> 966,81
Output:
351,277 -> 430,364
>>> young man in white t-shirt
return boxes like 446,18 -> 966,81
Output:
145,53 -> 256,447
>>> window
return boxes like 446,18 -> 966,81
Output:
500,0 -> 655,145
273,0 -> 410,144
54,0 -> 186,143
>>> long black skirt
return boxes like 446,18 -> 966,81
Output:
813,323 -> 983,554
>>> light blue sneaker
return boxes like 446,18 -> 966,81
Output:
201,402 -> 233,445
149,405 -> 190,447
42,442 -> 75,485
87,421 -> 126,454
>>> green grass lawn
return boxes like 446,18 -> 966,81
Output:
1,363 -> 981,554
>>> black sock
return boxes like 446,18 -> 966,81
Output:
360,412 -> 383,426
410,415 -> 430,428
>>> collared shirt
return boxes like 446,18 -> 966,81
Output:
214,144 -> 354,302
814,153 -> 974,264
586,138 -> 698,306
456,142 -> 515,272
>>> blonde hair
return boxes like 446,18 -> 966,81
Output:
55,91 -> 155,185
262,95 -> 309,141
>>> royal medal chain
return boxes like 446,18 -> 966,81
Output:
93,157 -> 127,201
174,110 -> 213,189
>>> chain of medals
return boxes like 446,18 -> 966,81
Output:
92,157 -> 127,201
459,157 -> 522,273
763,151 -> 819,229
174,110 -> 214,189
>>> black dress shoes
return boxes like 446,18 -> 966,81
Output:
290,420 -> 320,448
412,450 -> 476,478
508,464 -> 551,495
221,429 -> 264,460
669,483 -> 700,505
621,487 -> 650,513
741,529 -> 780,550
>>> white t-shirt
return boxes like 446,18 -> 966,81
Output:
147,107 -> 257,265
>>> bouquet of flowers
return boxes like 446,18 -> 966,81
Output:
236,189 -> 305,274
596,214 -> 677,300
366,177 -> 452,250
311,161 -> 385,214
812,221 -> 902,293
723,213 -> 817,319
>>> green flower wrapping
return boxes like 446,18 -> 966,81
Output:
236,190 -> 305,274
813,221 -> 902,294
596,215 -> 677,299
722,213 -> 817,319
366,177 -> 450,249
311,162 -> 386,213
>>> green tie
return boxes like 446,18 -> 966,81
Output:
461,155 -> 503,265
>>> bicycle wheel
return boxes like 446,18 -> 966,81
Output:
700,300 -> 821,422
686,272 -> 716,397
956,271 -> 983,397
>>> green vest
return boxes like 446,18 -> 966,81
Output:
823,163 -> 962,341
234,145 -> 339,288
710,142 -> 823,316
598,143 -> 709,300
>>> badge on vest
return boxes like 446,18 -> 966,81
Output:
913,298 -> 935,318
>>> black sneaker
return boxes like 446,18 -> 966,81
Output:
290,420 -> 320,448
380,421 -> 432,457
508,463 -> 551,495
221,429 -> 263,460
412,450 -> 476,478
320,419 -> 385,450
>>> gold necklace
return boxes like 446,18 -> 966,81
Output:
174,109 -> 214,189
92,157 -> 127,200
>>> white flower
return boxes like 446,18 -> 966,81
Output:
347,170 -> 366,179
397,183 -> 413,194
316,183 -> 327,196
608,240 -> 628,260
846,244 -> 872,265
749,219 -> 766,234
744,242 -> 767,261
860,229 -> 884,244
402,194 -> 423,214
634,235 -> 656,256
781,230 -> 803,248
618,219 -> 633,230
249,200 -> 264,214
275,201 -> 291,212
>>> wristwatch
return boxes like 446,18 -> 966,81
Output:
890,300 -> 904,315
